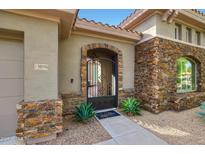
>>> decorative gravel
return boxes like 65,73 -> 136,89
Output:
41,115 -> 111,145
123,107 -> 205,145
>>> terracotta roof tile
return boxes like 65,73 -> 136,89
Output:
191,9 -> 205,16
118,9 -> 205,28
77,17 -> 142,36
118,9 -> 139,27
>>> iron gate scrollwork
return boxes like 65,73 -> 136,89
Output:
87,57 -> 117,110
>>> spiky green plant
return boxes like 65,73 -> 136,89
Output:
122,97 -> 141,116
197,102 -> 205,122
74,102 -> 96,123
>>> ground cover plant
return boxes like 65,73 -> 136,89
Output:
74,102 -> 96,123
122,97 -> 141,116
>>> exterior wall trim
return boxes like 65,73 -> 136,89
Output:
2,9 -> 61,23
174,18 -> 205,32
1,9 -> 78,39
74,18 -> 142,42
72,32 -> 137,45
136,34 -> 205,49
0,28 -> 24,41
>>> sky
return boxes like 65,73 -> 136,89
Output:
78,9 -> 135,26
78,9 -> 205,26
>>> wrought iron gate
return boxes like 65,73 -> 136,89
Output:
87,57 -> 117,110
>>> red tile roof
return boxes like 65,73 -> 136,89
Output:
191,9 -> 205,16
118,9 -> 144,28
77,17 -> 143,36
118,9 -> 205,29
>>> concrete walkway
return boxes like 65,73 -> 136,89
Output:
0,136 -> 17,145
96,111 -> 167,145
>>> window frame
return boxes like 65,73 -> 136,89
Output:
196,31 -> 201,45
176,57 -> 197,93
174,23 -> 182,40
186,27 -> 192,43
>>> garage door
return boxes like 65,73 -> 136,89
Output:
0,39 -> 23,138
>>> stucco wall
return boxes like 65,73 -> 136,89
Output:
0,11 -> 59,101
155,14 -> 175,39
59,34 -> 135,94
134,13 -> 205,47
203,33 -> 205,46
155,14 -> 205,46
134,15 -> 157,39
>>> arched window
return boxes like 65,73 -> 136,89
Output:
177,57 -> 197,93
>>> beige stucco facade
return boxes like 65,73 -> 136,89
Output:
134,13 -> 205,47
156,14 -> 205,46
59,33 -> 135,94
134,15 -> 157,39
0,10 -> 59,101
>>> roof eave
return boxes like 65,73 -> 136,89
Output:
74,19 -> 142,43
119,9 -> 205,30
2,9 -> 78,40
177,10 -> 205,29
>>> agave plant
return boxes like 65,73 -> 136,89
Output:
197,102 -> 205,122
122,97 -> 141,116
74,102 -> 96,123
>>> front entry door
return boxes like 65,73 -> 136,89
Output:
87,57 -> 117,110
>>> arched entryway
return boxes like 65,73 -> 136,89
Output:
81,43 -> 123,110
87,48 -> 117,110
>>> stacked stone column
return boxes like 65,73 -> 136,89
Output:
16,99 -> 63,144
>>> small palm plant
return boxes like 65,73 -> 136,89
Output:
74,102 -> 96,123
122,97 -> 141,116
197,102 -> 205,122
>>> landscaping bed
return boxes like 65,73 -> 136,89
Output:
40,115 -> 111,145
124,107 -> 205,144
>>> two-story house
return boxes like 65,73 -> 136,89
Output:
0,9 -> 205,143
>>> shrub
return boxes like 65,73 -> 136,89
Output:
197,102 -> 205,122
74,102 -> 96,123
121,97 -> 141,116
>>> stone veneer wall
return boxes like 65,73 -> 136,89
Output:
135,37 -> 205,113
62,89 -> 135,115
62,43 -> 135,114
62,93 -> 85,115
16,99 -> 63,144
118,88 -> 135,106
